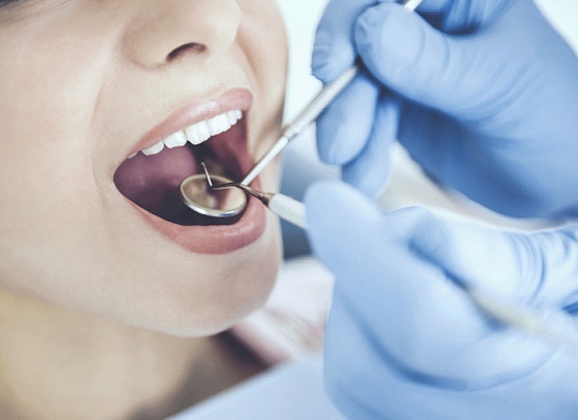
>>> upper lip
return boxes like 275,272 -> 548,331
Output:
125,88 -> 253,160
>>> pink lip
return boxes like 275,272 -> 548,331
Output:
131,194 -> 267,255
128,88 -> 253,157
119,88 -> 268,255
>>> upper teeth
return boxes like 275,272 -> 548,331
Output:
139,109 -> 242,156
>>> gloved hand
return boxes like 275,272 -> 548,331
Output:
305,180 -> 578,419
312,0 -> 578,218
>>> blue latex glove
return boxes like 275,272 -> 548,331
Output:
305,181 -> 578,419
313,0 -> 578,218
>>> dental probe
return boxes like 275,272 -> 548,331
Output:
179,66 -> 360,219
180,0 -> 424,220
240,66 -> 358,186
239,0 -> 423,186
202,163 -> 307,229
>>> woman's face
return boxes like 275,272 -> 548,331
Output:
0,0 -> 288,335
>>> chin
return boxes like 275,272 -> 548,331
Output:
116,213 -> 283,338
101,88 -> 285,336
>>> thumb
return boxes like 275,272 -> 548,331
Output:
411,216 -> 578,309
312,0 -> 375,83
353,2 -> 507,121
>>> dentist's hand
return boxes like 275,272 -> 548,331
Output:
313,0 -> 578,218
305,181 -> 578,419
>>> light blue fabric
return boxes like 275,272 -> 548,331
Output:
312,0 -> 578,218
169,355 -> 344,420
305,181 -> 578,419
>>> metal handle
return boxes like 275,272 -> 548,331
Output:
268,193 -> 308,229
240,67 -> 359,186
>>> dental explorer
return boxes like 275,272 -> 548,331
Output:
179,65 -> 358,219
240,0 -> 423,187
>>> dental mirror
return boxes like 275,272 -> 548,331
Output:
180,164 -> 248,218
179,66 -> 360,220
179,0 -> 423,220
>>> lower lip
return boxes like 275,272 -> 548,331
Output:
132,189 -> 267,255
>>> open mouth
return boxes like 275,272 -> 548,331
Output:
114,110 -> 249,226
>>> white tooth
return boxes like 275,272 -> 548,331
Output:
199,123 -> 212,142
208,114 -> 231,135
185,121 -> 211,145
142,141 -> 164,156
227,110 -> 240,125
184,123 -> 201,144
163,131 -> 187,149
128,152 -> 137,159
180,111 -> 242,147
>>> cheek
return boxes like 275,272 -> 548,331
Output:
0,27 -> 109,239
0,6 -> 115,192
0,142 -> 106,314
0,101 -> 88,292
240,1 -> 288,113
0,63 -> 102,281
0,16 -> 115,293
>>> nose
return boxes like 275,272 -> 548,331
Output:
124,0 -> 242,68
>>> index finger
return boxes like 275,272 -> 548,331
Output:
312,0 -> 377,83
312,0 -> 425,82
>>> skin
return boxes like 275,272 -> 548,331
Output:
0,0 -> 288,418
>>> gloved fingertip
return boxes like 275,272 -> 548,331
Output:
355,2 -> 394,42
312,30 -> 357,83
316,116 -> 363,166
315,114 -> 347,165
305,181 -> 384,263
341,96 -> 400,199
354,3 -> 399,61
353,3 -> 443,96
342,164 -> 388,200
407,214 -> 448,261
316,74 -> 379,165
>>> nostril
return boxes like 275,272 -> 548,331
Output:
167,42 -> 207,62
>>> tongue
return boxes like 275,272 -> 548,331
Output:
114,146 -> 201,223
